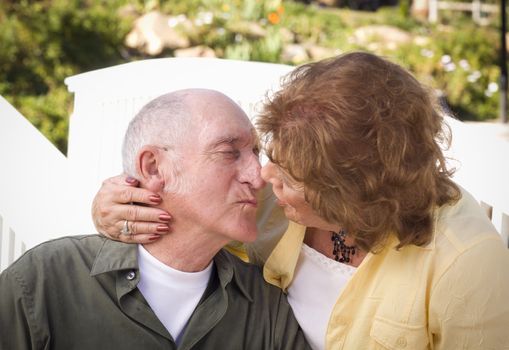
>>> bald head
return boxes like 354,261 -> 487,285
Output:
122,89 -> 249,186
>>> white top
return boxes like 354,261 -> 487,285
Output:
287,243 -> 357,350
137,245 -> 213,344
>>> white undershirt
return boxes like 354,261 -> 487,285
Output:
137,245 -> 213,345
287,243 -> 357,350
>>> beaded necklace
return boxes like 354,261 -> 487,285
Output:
331,229 -> 356,263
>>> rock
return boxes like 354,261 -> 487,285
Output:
367,42 -> 381,52
281,44 -> 309,64
174,46 -> 216,58
352,25 -> 412,50
306,45 -> 342,60
117,4 -> 139,19
413,35 -> 430,46
169,14 -> 200,41
125,11 -> 190,56
437,24 -> 455,33
227,21 -> 267,39
279,27 -> 295,43
317,0 -> 341,6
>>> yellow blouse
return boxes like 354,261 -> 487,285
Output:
263,188 -> 509,349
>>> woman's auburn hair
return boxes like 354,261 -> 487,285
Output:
257,52 -> 461,252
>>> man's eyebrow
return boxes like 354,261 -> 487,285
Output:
208,136 -> 240,149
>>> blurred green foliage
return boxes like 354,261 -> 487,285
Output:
0,0 -> 132,153
0,0 -> 504,154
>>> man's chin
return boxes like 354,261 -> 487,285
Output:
235,223 -> 258,243
243,230 -> 258,243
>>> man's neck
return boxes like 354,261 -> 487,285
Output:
142,229 -> 228,272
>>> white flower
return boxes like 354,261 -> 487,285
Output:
488,82 -> 499,93
467,70 -> 482,83
420,49 -> 434,58
168,18 -> 179,28
198,11 -> 214,25
444,62 -> 456,72
168,14 -> 187,28
441,54 -> 452,65
459,59 -> 470,71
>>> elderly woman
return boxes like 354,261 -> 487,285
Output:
92,52 -> 509,349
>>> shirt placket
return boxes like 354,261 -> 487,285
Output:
116,269 -> 176,347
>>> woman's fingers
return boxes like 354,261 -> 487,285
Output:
101,204 -> 171,238
112,186 -> 162,206
103,174 -> 138,186
122,202 -> 170,223
92,173 -> 174,239
116,220 -> 171,242
99,174 -> 160,206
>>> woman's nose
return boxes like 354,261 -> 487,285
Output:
261,162 -> 275,183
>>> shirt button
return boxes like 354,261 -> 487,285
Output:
396,336 -> 407,348
126,271 -> 136,280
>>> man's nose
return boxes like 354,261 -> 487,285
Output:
242,156 -> 265,190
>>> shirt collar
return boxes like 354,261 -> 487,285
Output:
90,240 -> 253,301
214,249 -> 254,302
90,239 -> 139,276
263,220 -> 306,292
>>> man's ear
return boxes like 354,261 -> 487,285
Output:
136,146 -> 166,192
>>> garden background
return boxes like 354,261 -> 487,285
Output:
0,0 -> 503,154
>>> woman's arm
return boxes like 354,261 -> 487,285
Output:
91,176 -> 290,265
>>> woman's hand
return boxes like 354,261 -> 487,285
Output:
92,175 -> 171,244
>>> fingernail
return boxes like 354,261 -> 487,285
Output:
149,195 -> 162,204
148,235 -> 161,241
156,225 -> 169,233
126,176 -> 138,184
159,214 -> 172,222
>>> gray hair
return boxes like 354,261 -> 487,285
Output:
122,92 -> 191,193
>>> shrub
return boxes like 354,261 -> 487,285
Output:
0,0 -> 132,154
0,0 -> 504,154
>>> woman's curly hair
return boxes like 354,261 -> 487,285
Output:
257,52 -> 460,252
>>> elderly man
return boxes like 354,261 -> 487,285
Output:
0,89 -> 309,350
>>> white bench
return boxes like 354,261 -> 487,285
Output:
1,57 -> 507,272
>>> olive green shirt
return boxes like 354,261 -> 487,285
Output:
0,235 -> 310,350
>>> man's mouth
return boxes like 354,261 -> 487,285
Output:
238,199 -> 258,207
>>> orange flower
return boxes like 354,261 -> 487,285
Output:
277,5 -> 285,14
268,12 -> 280,25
